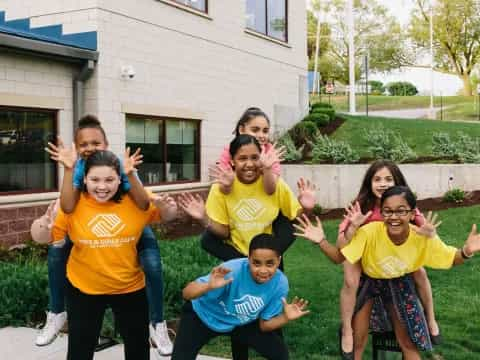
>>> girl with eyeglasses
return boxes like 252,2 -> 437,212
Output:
294,185 -> 480,360
328,160 -> 438,359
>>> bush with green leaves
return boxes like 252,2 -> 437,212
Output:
311,102 -> 333,111
289,121 -> 317,146
363,126 -> 416,162
276,132 -> 302,162
311,107 -> 336,121
443,188 -> 466,203
0,261 -> 48,327
303,113 -> 330,128
310,135 -> 359,164
385,81 -> 418,96
368,80 -> 385,94
432,132 -> 480,163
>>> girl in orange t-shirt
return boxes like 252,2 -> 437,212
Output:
52,150 -> 176,360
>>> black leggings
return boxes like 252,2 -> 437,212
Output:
171,301 -> 288,360
65,280 -> 149,360
199,212 -> 294,359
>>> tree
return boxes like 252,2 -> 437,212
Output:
314,0 -> 414,85
368,80 -> 385,94
409,0 -> 480,96
385,81 -> 418,96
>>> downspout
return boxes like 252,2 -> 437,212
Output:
73,59 -> 95,129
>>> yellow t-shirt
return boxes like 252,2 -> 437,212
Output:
52,193 -> 160,295
206,176 -> 302,255
341,222 -> 457,279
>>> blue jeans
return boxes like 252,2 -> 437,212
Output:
47,226 -> 164,324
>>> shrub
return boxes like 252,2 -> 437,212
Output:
431,132 -> 456,157
431,132 -> 480,163
311,102 -> 333,111
303,113 -> 330,128
311,107 -> 336,121
368,80 -> 385,94
275,132 -> 303,162
311,135 -> 359,164
289,121 -> 317,145
443,188 -> 466,203
363,126 -> 416,163
0,261 -> 48,327
385,81 -> 418,96
160,237 -> 218,319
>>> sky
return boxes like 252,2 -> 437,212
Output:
307,0 -> 463,95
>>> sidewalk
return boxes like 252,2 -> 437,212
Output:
0,327 -> 228,360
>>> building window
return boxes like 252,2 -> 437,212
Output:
246,0 -> 287,42
0,107 -> 57,194
170,0 -> 207,13
126,115 -> 200,185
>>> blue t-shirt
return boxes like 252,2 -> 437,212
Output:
192,258 -> 289,333
73,157 -> 133,191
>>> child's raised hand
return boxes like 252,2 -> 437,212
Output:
45,137 -> 77,169
462,224 -> 480,257
124,147 -> 143,175
297,177 -> 316,210
152,193 -> 178,220
178,193 -> 206,221
208,266 -> 233,290
411,211 -> 442,239
260,143 -> 285,170
282,296 -> 310,321
209,164 -> 234,188
45,200 -> 59,230
344,201 -> 372,229
293,214 -> 326,244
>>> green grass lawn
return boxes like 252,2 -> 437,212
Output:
331,114 -> 480,158
162,205 -> 480,359
314,95 -> 473,115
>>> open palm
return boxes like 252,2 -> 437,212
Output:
45,137 -> 77,169
178,193 -> 206,221
208,266 -> 233,290
411,211 -> 442,238
345,201 -> 372,228
297,177 -> 316,210
293,214 -> 325,244
283,296 -> 310,321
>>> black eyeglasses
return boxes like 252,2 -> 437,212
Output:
381,209 -> 412,218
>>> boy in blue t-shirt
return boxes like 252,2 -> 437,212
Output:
171,234 -> 310,360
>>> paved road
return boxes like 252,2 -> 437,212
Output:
0,327 -> 229,360
354,107 -> 441,119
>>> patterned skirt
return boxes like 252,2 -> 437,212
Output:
354,273 -> 433,351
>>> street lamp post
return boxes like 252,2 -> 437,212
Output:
429,0 -> 435,119
347,0 -> 356,114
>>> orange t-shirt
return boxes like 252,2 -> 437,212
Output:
52,193 -> 160,295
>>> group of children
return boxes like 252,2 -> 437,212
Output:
30,108 -> 480,360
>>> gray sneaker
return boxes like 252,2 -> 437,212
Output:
149,321 -> 173,356
35,311 -> 67,346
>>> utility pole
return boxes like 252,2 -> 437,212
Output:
429,0 -> 435,119
313,1 -> 322,96
347,0 -> 356,114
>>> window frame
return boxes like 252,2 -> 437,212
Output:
159,0 -> 209,16
246,0 -> 288,43
125,113 -> 201,186
0,105 -> 59,196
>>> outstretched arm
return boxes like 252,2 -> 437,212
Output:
337,201 -> 372,248
260,143 -> 285,195
296,177 -> 316,216
259,297 -> 310,332
453,224 -> 480,266
294,214 -> 346,264
123,147 -> 150,211
182,266 -> 233,300
152,193 -> 177,222
178,192 -> 230,238
45,137 -> 79,214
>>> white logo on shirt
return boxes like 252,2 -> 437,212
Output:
88,214 -> 126,238
234,199 -> 266,221
377,256 -> 409,277
233,294 -> 265,322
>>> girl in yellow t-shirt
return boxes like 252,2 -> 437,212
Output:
294,185 -> 480,360
51,150 -> 176,360
179,134 -> 316,260
336,160 -> 439,359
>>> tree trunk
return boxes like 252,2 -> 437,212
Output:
460,73 -> 473,96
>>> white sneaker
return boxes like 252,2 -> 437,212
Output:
35,311 -> 67,346
149,321 -> 173,356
